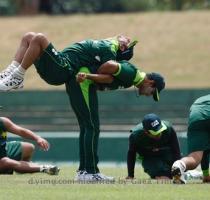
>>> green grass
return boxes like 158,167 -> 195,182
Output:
0,165 -> 208,200
0,11 -> 210,89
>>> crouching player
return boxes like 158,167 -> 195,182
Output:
126,113 -> 181,180
0,117 -> 59,175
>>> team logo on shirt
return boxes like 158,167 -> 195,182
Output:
52,48 -> 58,56
95,56 -> 101,62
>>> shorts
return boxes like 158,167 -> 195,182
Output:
187,119 -> 210,153
0,141 -> 22,174
34,43 -> 74,85
142,155 -> 173,179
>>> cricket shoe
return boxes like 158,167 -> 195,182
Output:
77,172 -> 115,182
0,64 -> 16,80
171,160 -> 186,184
74,170 -> 86,181
41,165 -> 60,175
0,73 -> 24,91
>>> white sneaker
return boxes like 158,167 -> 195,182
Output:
171,160 -> 186,184
74,170 -> 86,181
0,65 -> 16,80
184,170 -> 203,180
76,171 -> 114,182
41,165 -> 60,175
0,73 -> 24,91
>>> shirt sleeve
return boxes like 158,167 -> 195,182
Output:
169,126 -> 181,161
201,150 -> 210,176
127,134 -> 137,178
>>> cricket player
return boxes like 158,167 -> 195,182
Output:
125,113 -> 181,180
76,60 -> 165,102
0,32 -> 135,181
172,94 -> 210,184
0,117 -> 59,175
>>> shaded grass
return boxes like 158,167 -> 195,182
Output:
0,11 -> 210,89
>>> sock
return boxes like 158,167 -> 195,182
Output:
13,65 -> 26,78
180,160 -> 187,172
11,61 -> 20,67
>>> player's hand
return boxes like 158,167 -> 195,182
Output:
36,137 -> 50,151
203,176 -> 210,183
76,72 -> 87,83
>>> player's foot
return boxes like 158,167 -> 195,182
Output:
76,171 -> 115,182
0,64 -> 16,80
74,170 -> 86,181
171,161 -> 186,184
41,165 -> 60,175
0,73 -> 24,91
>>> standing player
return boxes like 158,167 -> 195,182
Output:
74,60 -> 165,181
0,117 -> 59,175
172,94 -> 210,184
125,113 -> 181,180
0,32 -> 135,181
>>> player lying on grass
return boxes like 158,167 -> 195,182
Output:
172,94 -> 210,184
126,113 -> 181,180
0,117 -> 59,175
76,60 -> 165,101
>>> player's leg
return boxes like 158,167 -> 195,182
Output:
172,119 -> 210,184
142,156 -> 172,179
0,157 -> 59,174
66,70 -> 114,181
0,32 -> 36,79
20,142 -> 35,161
0,33 -> 50,91
5,141 -> 59,175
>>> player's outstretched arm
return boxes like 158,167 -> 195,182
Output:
76,72 -> 114,83
1,117 -> 49,151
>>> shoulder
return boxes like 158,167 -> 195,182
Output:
130,123 -> 144,139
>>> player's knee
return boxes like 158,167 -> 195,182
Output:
31,33 -> 49,48
22,32 -> 36,42
0,157 -> 14,168
21,142 -> 35,161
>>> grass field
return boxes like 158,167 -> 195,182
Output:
0,165 -> 208,200
0,11 -> 210,89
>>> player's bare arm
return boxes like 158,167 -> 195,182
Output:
97,60 -> 119,74
1,117 -> 49,151
76,72 -> 113,83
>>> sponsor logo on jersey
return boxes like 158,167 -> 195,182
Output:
95,56 -> 101,62
52,48 -> 58,55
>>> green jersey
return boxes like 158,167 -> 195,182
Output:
99,60 -> 146,90
189,94 -> 210,125
62,39 -> 118,73
129,121 -> 179,157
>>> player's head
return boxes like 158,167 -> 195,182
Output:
142,113 -> 167,139
137,72 -> 165,101
116,35 -> 137,61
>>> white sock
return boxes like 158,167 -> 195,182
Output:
13,65 -> 26,78
173,160 -> 186,172
11,61 -> 20,67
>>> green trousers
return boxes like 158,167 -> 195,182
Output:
65,72 -> 100,174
